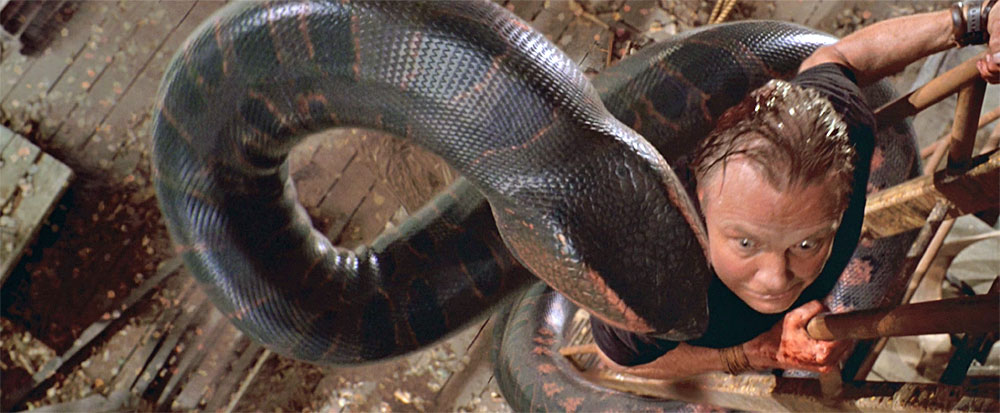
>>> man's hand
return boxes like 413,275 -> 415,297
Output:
744,300 -> 853,373
977,3 -> 1000,83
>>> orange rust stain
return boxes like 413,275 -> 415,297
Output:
537,363 -> 556,374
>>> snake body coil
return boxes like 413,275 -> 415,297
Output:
153,3 -> 918,403
154,0 -> 717,364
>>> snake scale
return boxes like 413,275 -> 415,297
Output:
152,0 -> 918,408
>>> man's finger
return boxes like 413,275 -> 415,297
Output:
976,59 -> 1000,84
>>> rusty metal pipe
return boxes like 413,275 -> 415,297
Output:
849,200 -> 951,380
920,105 -> 1000,160
947,79 -> 987,170
873,51 -> 985,125
807,293 -> 999,341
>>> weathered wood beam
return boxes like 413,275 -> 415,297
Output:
584,370 -> 999,412
862,150 -> 999,239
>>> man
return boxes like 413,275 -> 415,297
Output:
591,1 -> 999,379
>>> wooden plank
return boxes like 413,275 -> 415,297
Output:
48,1 -> 211,279
587,370 -> 999,412
558,18 -> 607,74
291,133 -> 357,209
154,308 -> 228,410
503,0 -> 545,22
0,126 -> 15,152
531,0 -> 575,43
118,288 -> 192,380
222,349 -> 272,413
0,46 -> 31,103
0,152 -> 73,282
0,1 -> 104,103
170,327 -> 246,411
763,0 -> 853,29
313,133 -> 377,241
37,0 -> 159,146
863,151 -> 999,239
618,0 -> 661,32
337,184 -> 402,248
70,1 -> 197,156
96,0 -> 223,181
435,318 -> 499,411
205,345 -> 267,413
0,131 -> 42,205
129,292 -> 210,398
1,257 -> 184,411
1,1 -> 114,112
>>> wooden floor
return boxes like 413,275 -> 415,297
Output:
1,0 -> 994,411
0,127 -> 72,283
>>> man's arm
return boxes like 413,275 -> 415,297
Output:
802,5 -> 999,85
599,301 -> 850,380
598,341 -> 729,380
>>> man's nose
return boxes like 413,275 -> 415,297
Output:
756,252 -> 793,291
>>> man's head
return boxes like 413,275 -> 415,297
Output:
691,80 -> 856,314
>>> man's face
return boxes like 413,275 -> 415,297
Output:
697,157 -> 842,314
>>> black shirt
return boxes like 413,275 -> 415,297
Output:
591,63 -> 876,367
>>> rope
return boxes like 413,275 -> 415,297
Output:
709,0 -> 740,24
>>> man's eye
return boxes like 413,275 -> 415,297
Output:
794,239 -> 826,255
738,238 -> 754,249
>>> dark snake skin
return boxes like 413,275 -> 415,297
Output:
153,0 -> 713,364
152,1 -> 919,400
492,21 -> 920,412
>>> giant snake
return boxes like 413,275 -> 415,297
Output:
151,0 -> 919,409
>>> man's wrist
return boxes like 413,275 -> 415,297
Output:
719,343 -> 754,375
953,0 -> 996,45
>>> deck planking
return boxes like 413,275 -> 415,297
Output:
34,0 -> 160,145
71,1 -> 197,159
0,127 -> 72,284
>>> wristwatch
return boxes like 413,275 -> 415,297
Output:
952,0 -> 996,46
